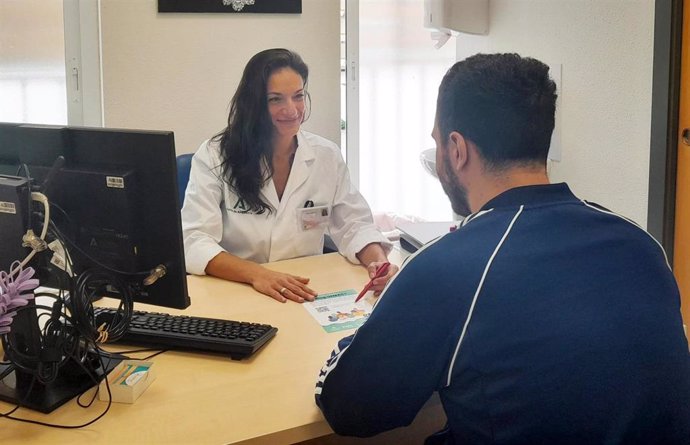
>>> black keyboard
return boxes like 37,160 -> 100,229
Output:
94,308 -> 278,360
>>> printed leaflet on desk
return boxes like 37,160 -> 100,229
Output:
303,289 -> 374,333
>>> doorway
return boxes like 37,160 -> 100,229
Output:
344,0 -> 457,221
673,0 -> 690,334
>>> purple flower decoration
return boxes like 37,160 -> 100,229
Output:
0,262 -> 39,335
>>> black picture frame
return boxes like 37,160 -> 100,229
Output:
158,0 -> 302,14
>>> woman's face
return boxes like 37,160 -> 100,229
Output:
266,67 -> 306,139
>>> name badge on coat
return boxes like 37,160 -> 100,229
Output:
297,205 -> 330,231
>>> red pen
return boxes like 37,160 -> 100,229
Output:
355,262 -> 391,302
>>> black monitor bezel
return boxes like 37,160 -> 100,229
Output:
0,123 -> 190,310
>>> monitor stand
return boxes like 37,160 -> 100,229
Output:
0,350 -> 121,414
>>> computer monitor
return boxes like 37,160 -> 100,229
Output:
0,123 -> 190,412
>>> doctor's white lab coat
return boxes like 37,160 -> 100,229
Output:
181,131 -> 390,274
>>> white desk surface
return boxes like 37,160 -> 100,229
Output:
0,251 -> 444,444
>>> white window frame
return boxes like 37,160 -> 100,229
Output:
63,0 -> 103,126
344,0 -> 360,188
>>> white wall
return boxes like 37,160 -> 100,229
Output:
99,0 -> 340,155
454,0 -> 654,227
97,0 -> 655,226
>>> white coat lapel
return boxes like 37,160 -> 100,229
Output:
278,132 -> 315,212
260,159 -> 280,211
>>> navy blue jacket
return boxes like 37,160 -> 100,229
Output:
316,183 -> 690,444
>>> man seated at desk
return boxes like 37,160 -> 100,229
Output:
315,53 -> 690,444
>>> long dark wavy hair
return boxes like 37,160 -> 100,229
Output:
212,48 -> 310,214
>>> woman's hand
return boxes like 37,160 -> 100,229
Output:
250,268 -> 318,303
205,252 -> 317,303
365,261 -> 399,296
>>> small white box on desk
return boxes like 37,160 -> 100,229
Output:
98,360 -> 156,404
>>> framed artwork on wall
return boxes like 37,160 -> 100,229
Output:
158,0 -> 302,13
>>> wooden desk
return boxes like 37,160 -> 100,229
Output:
0,252 -> 444,444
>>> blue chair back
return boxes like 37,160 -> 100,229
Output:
176,153 -> 194,208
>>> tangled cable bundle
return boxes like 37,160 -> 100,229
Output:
71,269 -> 133,344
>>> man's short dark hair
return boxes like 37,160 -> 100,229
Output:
437,53 -> 557,170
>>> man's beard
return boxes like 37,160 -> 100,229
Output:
440,150 -> 471,216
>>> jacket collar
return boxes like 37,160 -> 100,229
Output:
480,183 -> 578,211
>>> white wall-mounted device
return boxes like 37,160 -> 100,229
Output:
424,0 -> 489,48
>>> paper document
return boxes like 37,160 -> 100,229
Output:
396,220 -> 456,252
303,289 -> 375,333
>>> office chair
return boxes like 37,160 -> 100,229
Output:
176,153 -> 194,208
323,234 -> 338,254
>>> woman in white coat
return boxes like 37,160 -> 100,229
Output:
181,49 -> 396,303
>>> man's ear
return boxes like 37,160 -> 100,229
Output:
447,131 -> 469,173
